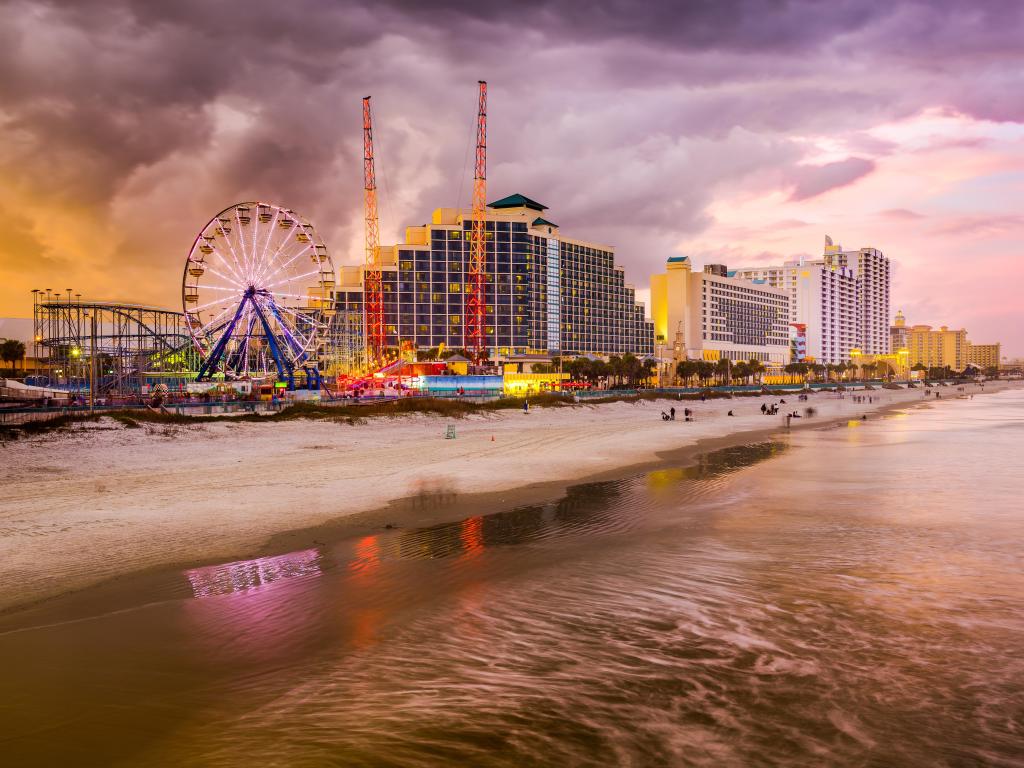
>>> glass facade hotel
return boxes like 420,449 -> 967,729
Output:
333,194 -> 653,360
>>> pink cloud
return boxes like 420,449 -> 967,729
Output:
788,157 -> 875,201
934,214 -> 1024,237
879,208 -> 926,221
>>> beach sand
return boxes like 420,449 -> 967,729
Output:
0,383 -> 1013,613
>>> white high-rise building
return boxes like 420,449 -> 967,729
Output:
820,238 -> 891,355
733,236 -> 891,363
732,258 -> 857,365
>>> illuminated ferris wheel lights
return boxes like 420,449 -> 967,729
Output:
183,202 -> 335,383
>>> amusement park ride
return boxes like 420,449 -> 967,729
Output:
363,95 -> 385,370
181,202 -> 335,390
182,81 -> 491,391
466,81 -> 488,363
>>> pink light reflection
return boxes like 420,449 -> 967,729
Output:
184,548 -> 322,598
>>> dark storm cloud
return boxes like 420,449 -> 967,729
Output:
0,0 -> 1022,313
387,0 -> 884,52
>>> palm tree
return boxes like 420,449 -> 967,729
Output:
1,339 -> 26,376
639,358 -> 657,387
621,353 -> 641,387
784,362 -> 808,380
704,361 -> 717,385
747,358 -> 765,385
733,361 -> 750,385
714,358 -> 731,385
675,359 -> 696,386
695,361 -> 714,386
607,355 -> 623,387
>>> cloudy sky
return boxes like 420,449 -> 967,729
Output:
1,0 -> 1022,354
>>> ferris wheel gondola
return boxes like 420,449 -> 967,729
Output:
182,202 -> 335,385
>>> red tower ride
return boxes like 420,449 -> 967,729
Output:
363,96 -> 385,368
466,81 -> 488,362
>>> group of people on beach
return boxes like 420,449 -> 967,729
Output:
660,406 -> 694,422
661,397 -> 809,422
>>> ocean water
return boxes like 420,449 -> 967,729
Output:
1,388 -> 1023,767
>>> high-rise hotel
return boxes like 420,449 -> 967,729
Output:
731,258 -> 858,365
821,238 -> 891,356
331,194 -> 653,363
650,257 -> 792,368
733,236 -> 891,364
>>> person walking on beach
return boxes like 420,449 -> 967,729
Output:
670,407 -> 676,421
761,403 -> 767,414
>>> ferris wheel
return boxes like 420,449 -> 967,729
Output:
182,202 -> 335,383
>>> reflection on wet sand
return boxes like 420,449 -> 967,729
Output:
184,548 -> 322,598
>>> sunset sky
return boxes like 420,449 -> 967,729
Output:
1,0 -> 1022,354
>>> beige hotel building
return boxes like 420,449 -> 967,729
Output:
651,257 -> 791,368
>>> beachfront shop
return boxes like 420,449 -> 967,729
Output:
407,372 -> 568,397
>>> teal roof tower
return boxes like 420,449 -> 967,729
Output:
488,193 -> 547,212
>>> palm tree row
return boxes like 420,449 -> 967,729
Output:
674,358 -> 766,387
783,360 -> 898,381
533,353 -> 658,388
